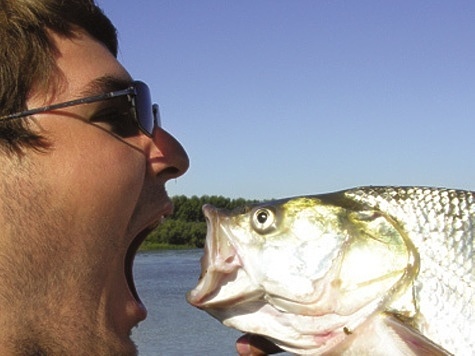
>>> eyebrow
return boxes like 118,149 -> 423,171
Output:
79,76 -> 133,97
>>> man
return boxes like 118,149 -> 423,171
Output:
0,0 -> 190,354
0,0 -> 278,354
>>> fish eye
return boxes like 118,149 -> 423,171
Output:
251,208 -> 276,234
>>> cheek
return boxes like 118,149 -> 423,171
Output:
82,156 -> 143,216
46,137 -> 146,231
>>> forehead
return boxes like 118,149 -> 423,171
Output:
34,30 -> 132,104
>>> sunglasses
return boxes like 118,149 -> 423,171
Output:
0,80 -> 160,137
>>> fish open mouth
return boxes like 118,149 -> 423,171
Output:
187,205 -> 260,308
187,204 -> 236,306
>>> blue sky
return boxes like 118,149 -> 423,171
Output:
97,0 -> 474,200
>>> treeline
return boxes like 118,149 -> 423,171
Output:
142,195 -> 258,249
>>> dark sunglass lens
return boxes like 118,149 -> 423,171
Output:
134,81 -> 154,136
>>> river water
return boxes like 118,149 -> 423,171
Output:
131,249 -> 243,355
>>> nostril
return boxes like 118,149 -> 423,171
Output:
163,166 -> 180,177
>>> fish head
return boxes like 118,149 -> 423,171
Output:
187,195 -> 415,354
187,197 -> 347,307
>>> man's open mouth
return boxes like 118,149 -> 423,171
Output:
124,228 -> 152,304
124,203 -> 172,311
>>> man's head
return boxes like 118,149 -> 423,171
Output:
0,1 -> 189,354
0,0 -> 117,152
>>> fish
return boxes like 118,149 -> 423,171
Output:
186,186 -> 474,355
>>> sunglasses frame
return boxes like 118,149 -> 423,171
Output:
0,80 -> 160,137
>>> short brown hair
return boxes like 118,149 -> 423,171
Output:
0,0 -> 118,153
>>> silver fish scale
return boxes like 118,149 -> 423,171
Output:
344,186 -> 474,355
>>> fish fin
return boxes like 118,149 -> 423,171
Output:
382,314 -> 452,356
325,314 -> 452,356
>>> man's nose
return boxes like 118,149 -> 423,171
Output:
147,126 -> 189,180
